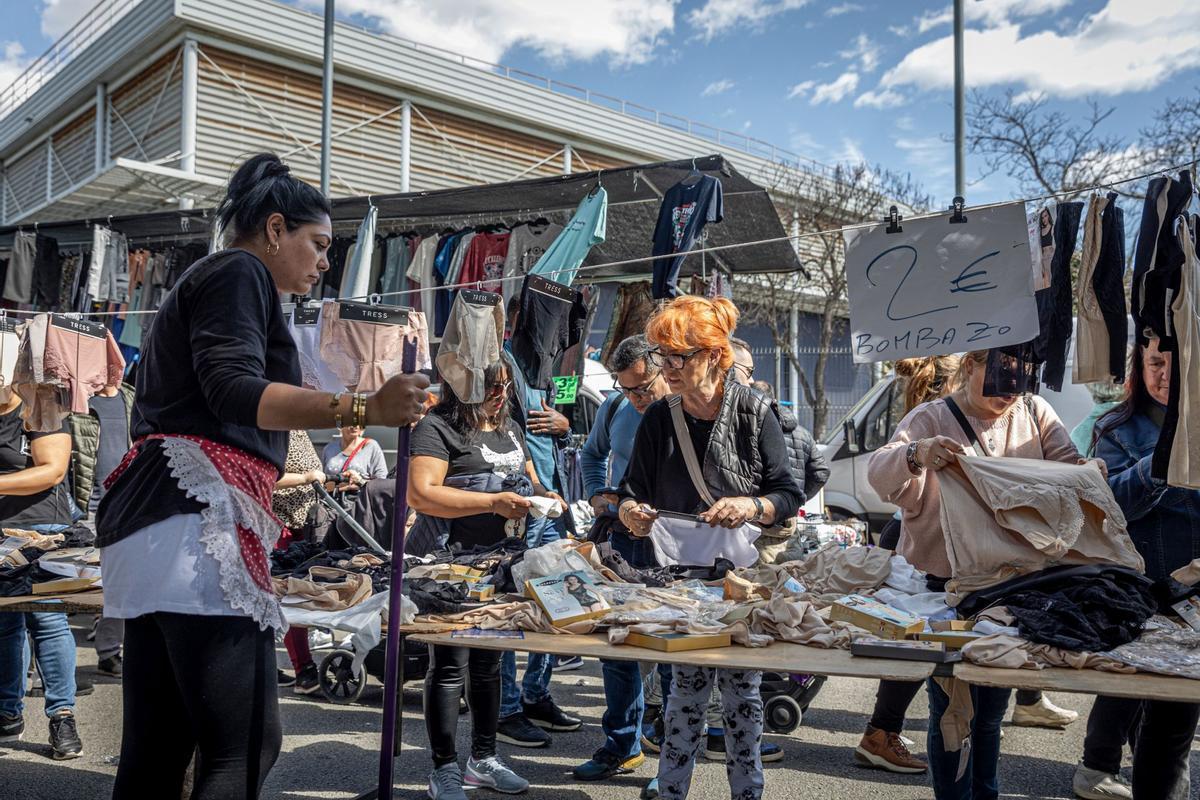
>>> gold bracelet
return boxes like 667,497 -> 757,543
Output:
331,392 -> 344,429
352,393 -> 367,428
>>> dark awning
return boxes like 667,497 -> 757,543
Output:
0,154 -> 803,280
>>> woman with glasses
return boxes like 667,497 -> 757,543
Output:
619,296 -> 804,800
409,360 -> 566,800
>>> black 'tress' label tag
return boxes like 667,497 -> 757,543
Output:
51,315 -> 106,339
293,305 -> 320,326
459,289 -> 500,307
338,301 -> 409,326
524,274 -> 572,302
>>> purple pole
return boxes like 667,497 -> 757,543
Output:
377,340 -> 417,798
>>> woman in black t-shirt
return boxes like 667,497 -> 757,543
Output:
409,360 -> 565,798
0,393 -> 82,758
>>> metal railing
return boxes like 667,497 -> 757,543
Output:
300,6 -> 839,179
0,0 -> 140,119
0,0 -> 836,179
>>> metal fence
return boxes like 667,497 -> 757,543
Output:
0,0 -> 140,119
743,344 -> 878,436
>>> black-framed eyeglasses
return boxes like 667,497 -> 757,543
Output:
648,348 -> 704,370
614,372 -> 662,399
732,363 -> 754,380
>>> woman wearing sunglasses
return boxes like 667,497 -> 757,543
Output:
408,360 -> 567,800
619,296 -> 804,800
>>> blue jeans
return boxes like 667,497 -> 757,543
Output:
0,612 -> 77,718
927,679 -> 1010,800
599,661 -> 674,760
500,510 -> 564,717
608,528 -> 656,568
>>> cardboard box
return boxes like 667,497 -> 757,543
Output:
466,583 -> 495,602
623,632 -> 732,652
436,564 -> 485,582
32,577 -> 98,595
930,620 -> 975,632
830,595 -> 925,640
851,638 -> 962,664
916,631 -> 985,649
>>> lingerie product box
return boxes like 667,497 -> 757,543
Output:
526,570 -> 611,626
831,594 -> 925,640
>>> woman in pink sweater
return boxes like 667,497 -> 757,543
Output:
867,349 -> 1084,800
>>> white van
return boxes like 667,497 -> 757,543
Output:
820,327 -> 1118,530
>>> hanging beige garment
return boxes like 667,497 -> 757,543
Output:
1073,195 -> 1111,384
937,455 -> 1144,603
1167,217 -> 1200,488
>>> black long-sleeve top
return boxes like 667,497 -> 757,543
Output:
620,397 -> 803,519
96,249 -> 301,546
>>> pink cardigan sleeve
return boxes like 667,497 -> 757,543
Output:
1032,395 -> 1081,464
867,404 -> 939,517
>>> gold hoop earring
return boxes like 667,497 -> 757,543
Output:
267,241 -> 279,256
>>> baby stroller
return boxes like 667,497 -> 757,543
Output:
760,672 -> 825,734
306,482 -> 430,704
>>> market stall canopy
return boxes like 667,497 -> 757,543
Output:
0,154 -> 804,279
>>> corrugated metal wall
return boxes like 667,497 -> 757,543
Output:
108,48 -> 183,165
196,46 -> 405,193
50,111 -> 95,196
4,144 -> 49,216
193,46 -> 632,196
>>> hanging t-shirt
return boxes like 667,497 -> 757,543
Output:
503,222 -> 564,303
411,412 -> 529,549
651,176 -> 724,299
0,404 -> 73,527
530,188 -> 607,287
87,393 -> 130,515
406,236 -> 440,315
460,232 -> 511,294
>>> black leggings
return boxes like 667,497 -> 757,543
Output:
113,613 -> 281,800
425,644 -> 502,767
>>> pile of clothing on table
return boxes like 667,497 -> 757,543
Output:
400,452 -> 1200,683
0,525 -> 97,596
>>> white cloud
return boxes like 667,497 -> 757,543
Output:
298,0 -> 676,66
741,120 -> 752,131
825,2 -> 864,16
0,42 -> 28,94
787,79 -> 816,99
913,0 -> 1072,34
881,0 -> 1200,98
835,137 -> 867,165
687,0 -> 809,42
894,134 -> 953,180
39,0 -> 100,38
839,32 -> 880,72
811,71 -> 859,104
701,78 -> 735,97
854,87 -> 905,108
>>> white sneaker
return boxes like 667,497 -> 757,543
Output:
1072,763 -> 1132,800
466,756 -> 530,794
428,763 -> 468,800
1011,696 -> 1079,729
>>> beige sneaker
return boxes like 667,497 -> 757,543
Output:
1072,763 -> 1132,800
854,726 -> 927,774
1011,695 -> 1079,729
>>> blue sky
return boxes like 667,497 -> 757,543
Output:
4,0 -> 1199,208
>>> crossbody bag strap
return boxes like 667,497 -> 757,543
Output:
343,437 -> 370,469
668,395 -> 718,507
942,397 -> 986,458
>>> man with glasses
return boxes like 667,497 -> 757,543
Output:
731,337 -> 756,385
572,335 -> 672,783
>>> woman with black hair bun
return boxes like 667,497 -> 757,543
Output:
96,153 -> 430,799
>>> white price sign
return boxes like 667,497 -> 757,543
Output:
844,202 -> 1039,363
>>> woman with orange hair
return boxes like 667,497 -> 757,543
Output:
618,296 -> 803,800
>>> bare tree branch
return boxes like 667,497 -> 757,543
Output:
739,162 -> 930,437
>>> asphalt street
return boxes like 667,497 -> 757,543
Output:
0,617 -> 1196,799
